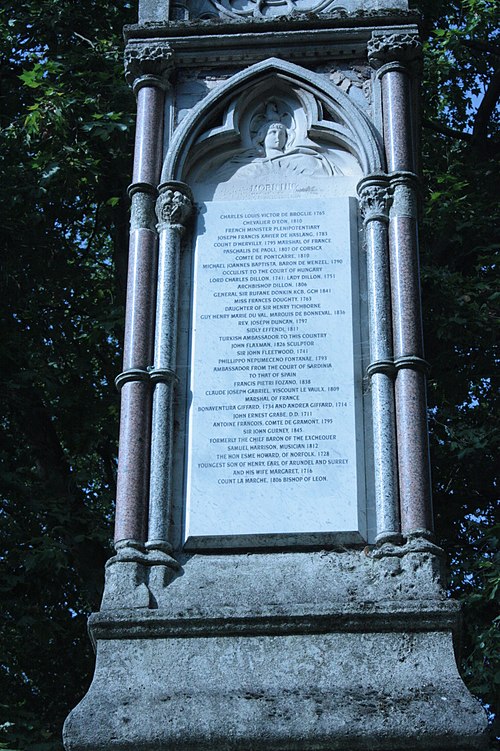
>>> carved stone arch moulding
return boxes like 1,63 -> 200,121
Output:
161,58 -> 384,188
190,0 -> 348,22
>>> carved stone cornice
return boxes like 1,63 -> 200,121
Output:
367,32 -> 422,70
358,176 -> 391,224
156,182 -> 194,230
124,43 -> 174,91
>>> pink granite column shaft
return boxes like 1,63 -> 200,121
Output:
114,76 -> 168,546
379,57 -> 433,537
381,69 -> 415,174
132,85 -> 164,187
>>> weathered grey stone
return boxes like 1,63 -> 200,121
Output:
138,0 -> 411,23
102,546 -> 448,612
66,629 -> 486,751
65,549 -> 487,751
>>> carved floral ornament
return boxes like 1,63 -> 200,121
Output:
156,185 -> 193,228
191,0 -> 346,19
124,44 -> 174,88
367,33 -> 422,67
358,180 -> 391,223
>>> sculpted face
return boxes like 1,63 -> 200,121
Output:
262,122 -> 287,153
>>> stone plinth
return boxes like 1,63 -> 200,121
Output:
64,548 -> 487,751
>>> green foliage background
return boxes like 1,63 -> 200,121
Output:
0,0 -> 498,748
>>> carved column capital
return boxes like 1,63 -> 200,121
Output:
358,177 -> 392,224
156,182 -> 194,231
124,43 -> 174,92
367,32 -> 422,71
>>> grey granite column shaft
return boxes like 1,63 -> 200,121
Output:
114,57 -> 171,546
358,177 -> 400,543
370,32 -> 433,537
148,183 -> 193,550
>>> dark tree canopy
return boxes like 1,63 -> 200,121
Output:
419,0 -> 499,733
0,0 -> 498,748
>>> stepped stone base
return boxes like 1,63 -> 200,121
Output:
63,548 -> 488,751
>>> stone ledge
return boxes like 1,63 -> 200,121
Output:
101,548 -> 447,612
90,599 -> 460,641
126,10 -> 421,41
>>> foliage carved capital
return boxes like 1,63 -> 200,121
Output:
358,177 -> 391,224
124,44 -> 174,89
367,32 -> 422,68
156,182 -> 193,229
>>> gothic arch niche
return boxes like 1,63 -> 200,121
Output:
170,61 -> 380,550
184,83 -> 363,201
163,58 -> 383,189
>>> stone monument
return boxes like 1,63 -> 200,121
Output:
63,0 -> 488,748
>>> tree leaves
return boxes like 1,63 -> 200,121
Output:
420,3 -> 499,742
1,1 -> 134,747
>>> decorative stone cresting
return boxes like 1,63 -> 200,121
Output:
208,0 -> 341,19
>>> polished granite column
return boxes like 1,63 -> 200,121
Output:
358,176 -> 400,543
147,182 -> 193,557
368,32 -> 433,539
113,45 -> 173,561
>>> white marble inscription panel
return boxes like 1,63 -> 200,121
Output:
184,197 -> 365,546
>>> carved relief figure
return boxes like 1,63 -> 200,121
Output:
213,100 -> 342,181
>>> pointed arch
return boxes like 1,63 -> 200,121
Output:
161,58 -> 384,182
